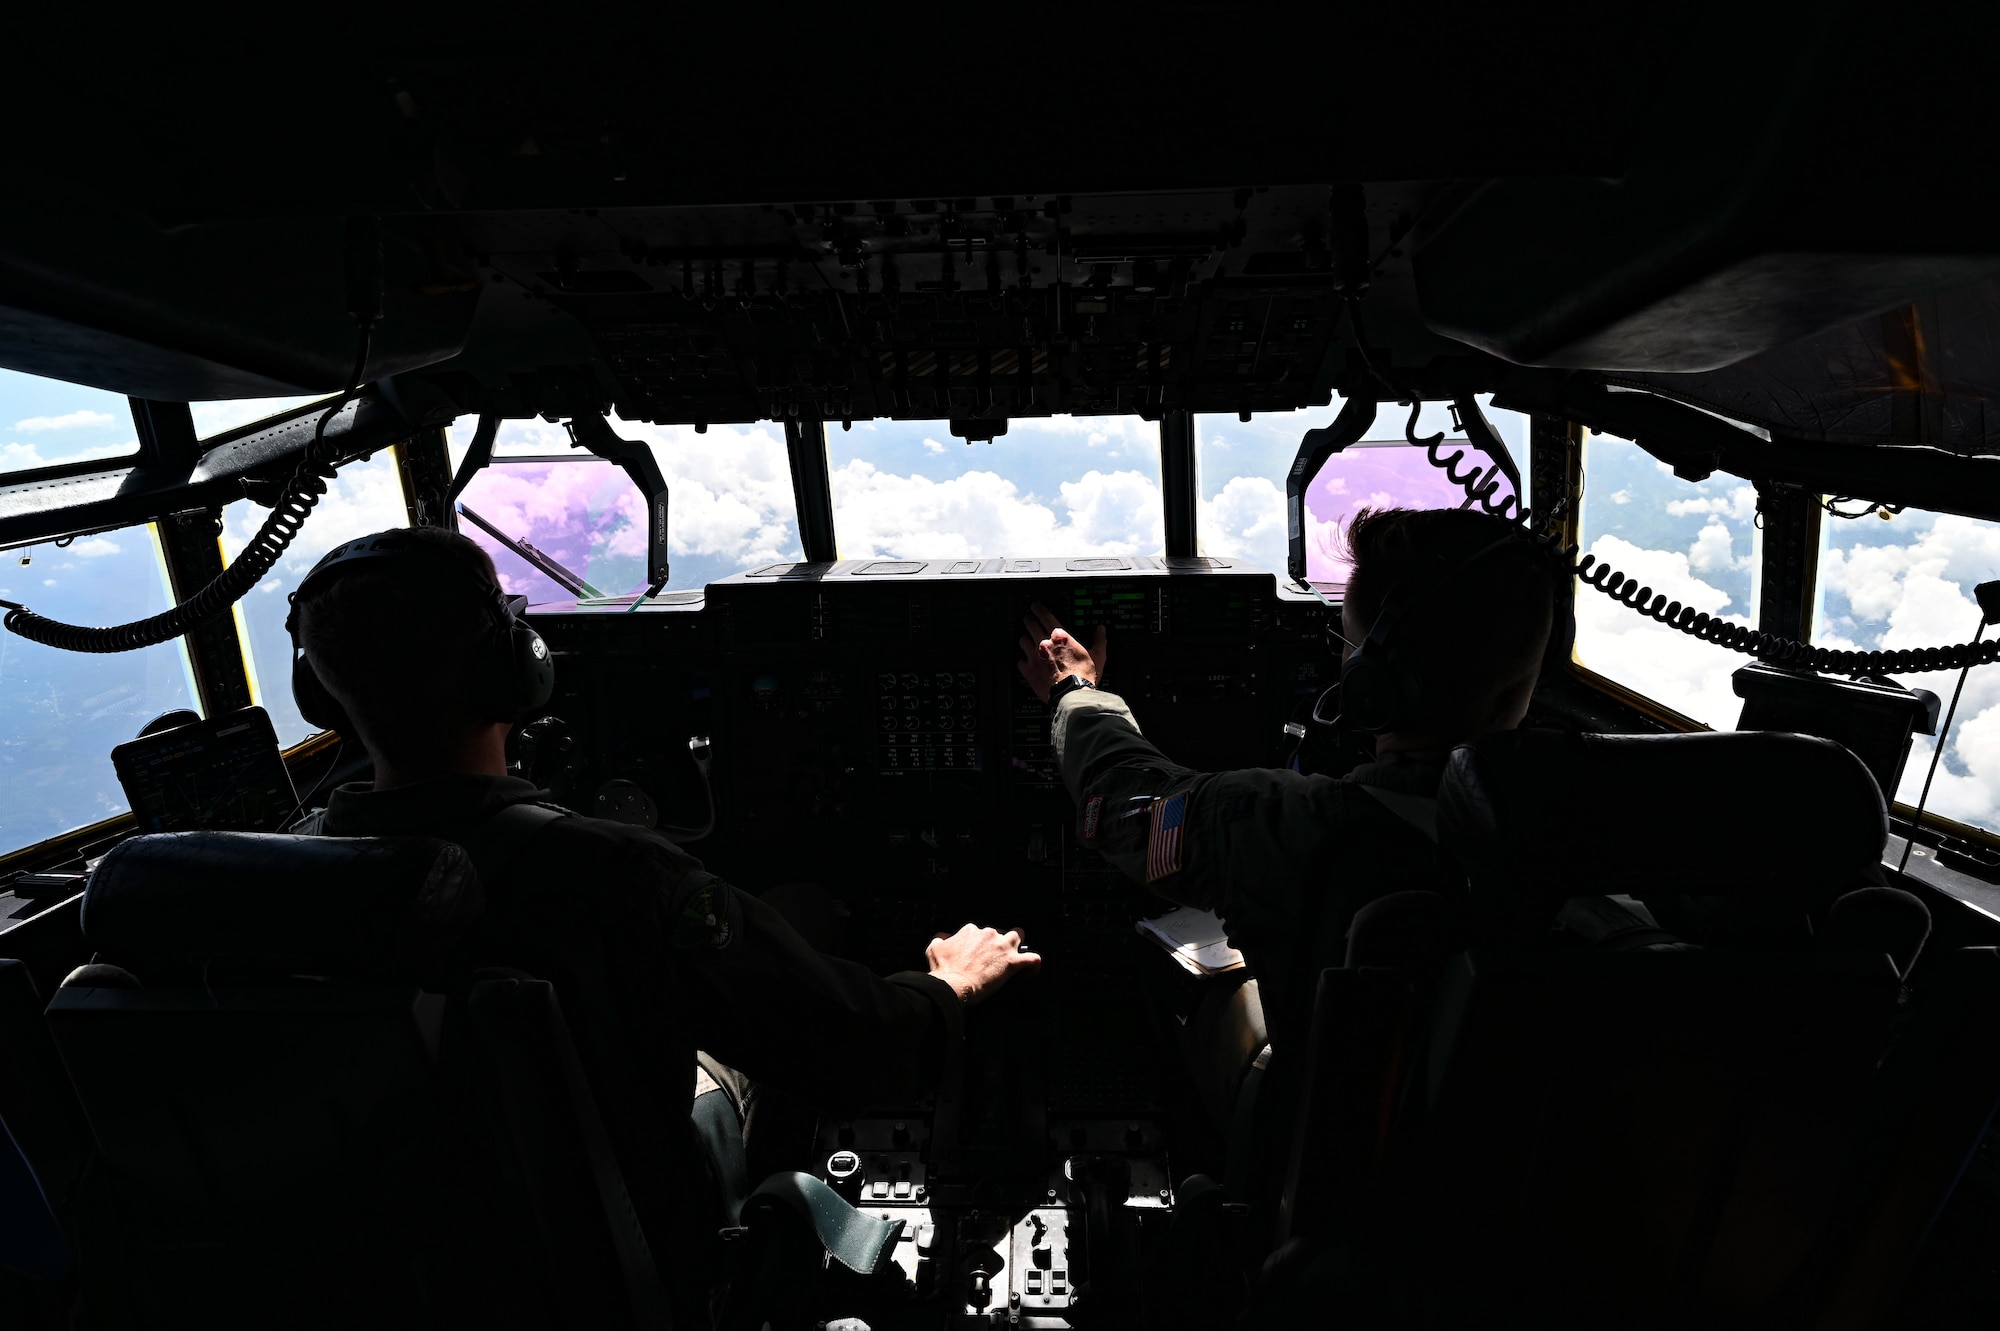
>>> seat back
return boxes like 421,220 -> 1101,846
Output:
46,831 -> 665,1331
1435,728 -> 1889,941
0,957 -> 90,1224
1269,729 -> 1993,1327
1411,948 -> 1902,1326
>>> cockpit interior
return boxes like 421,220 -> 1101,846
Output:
3,6 -> 2000,1328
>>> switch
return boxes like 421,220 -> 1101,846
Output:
1027,1271 -> 1043,1294
1051,1270 -> 1067,1295
893,1180 -> 912,1198
870,1180 -> 890,1199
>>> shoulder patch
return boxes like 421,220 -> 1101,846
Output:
1081,795 -> 1104,841
1145,792 -> 1190,882
674,878 -> 739,951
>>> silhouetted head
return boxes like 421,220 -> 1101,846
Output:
1340,506 -> 1558,747
293,527 -> 510,769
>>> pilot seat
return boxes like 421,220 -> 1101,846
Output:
42,831 -> 667,1331
1262,729 -> 2000,1329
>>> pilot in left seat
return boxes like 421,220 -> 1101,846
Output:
287,526 -> 1039,1321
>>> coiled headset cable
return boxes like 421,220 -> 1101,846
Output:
1404,408 -> 2000,679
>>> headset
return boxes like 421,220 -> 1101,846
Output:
1335,526 -> 1576,736
284,530 -> 556,736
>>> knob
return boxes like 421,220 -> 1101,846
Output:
826,1150 -> 862,1198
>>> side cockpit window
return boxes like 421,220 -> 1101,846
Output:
1817,505 -> 2000,834
1572,433 -> 1763,729
220,452 -> 410,747
0,524 -> 198,856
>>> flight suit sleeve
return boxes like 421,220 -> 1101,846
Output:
663,871 -> 964,1110
1051,686 -> 1346,954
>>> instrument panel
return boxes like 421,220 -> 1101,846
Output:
527,556 -> 1328,897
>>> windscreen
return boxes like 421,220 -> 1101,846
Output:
1197,398 -> 1528,582
447,416 -> 802,601
825,417 -> 1162,559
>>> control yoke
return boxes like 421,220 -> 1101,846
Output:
567,413 -> 670,596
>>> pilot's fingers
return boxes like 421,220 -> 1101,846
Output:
1017,633 -> 1042,660
1007,948 -> 1044,973
1027,601 -> 1065,635
1091,623 -> 1110,661
1001,927 -> 1027,951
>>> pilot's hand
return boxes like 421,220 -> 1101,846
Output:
926,923 -> 1041,1005
1016,601 -> 1108,703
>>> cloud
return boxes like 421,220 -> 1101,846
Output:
1574,533 -> 1749,729
1687,521 -> 1740,574
1610,489 -> 1631,505
1200,475 -> 1288,573
189,395 -> 332,440
923,438 -> 946,454
0,440 -> 137,472
1815,513 -> 2000,830
830,460 -> 1161,559
69,538 -> 121,558
1664,485 -> 1757,523
13,409 -> 114,432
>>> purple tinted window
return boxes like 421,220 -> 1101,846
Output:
1303,443 -> 1517,589
455,460 -> 651,604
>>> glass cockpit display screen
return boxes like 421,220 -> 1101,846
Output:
111,707 -> 297,834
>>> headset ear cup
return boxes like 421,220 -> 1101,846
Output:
1340,654 -> 1419,735
291,651 -> 352,736
514,622 -> 555,715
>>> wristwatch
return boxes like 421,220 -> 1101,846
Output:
1047,673 -> 1096,710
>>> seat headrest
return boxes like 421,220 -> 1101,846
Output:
82,833 -> 484,980
1436,730 -> 1887,906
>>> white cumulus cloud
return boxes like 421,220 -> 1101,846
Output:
1665,485 -> 1757,523
69,538 -> 122,558
13,409 -> 114,432
1815,513 -> 2000,832
1200,474 -> 1288,573
1574,533 -> 1750,729
830,461 -> 1161,560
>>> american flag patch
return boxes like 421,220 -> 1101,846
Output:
1081,795 -> 1104,841
1146,793 -> 1189,882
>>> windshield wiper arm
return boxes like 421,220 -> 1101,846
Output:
456,502 -> 606,600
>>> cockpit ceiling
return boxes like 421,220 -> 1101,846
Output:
3,4 -> 1998,454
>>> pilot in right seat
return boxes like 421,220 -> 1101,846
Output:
1015,506 -> 1560,1198
289,525 -> 1040,1322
